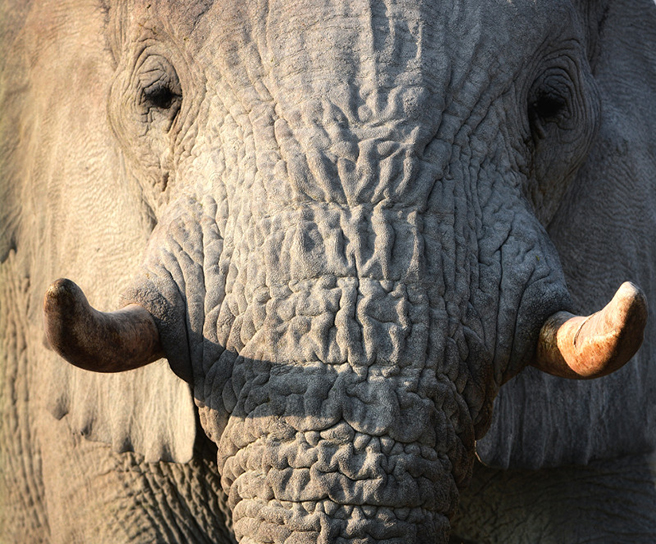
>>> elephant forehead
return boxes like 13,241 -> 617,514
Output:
210,96 -> 453,209
182,0 -> 574,207
200,0 -> 567,92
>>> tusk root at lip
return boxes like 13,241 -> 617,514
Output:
43,278 -> 164,372
533,282 -> 648,379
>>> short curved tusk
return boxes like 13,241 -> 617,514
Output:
43,278 -> 164,372
533,282 -> 648,379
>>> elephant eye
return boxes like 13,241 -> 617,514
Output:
137,55 -> 182,118
529,91 -> 567,122
143,81 -> 180,110
527,70 -> 574,139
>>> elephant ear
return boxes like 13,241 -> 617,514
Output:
0,1 -> 33,262
4,0 -> 198,464
45,357 -> 197,463
477,0 -> 656,469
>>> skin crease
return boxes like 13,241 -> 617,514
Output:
1,1 -> 656,544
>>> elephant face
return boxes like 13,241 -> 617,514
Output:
26,0 -> 647,542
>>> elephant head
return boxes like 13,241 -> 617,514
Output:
2,0 -> 653,542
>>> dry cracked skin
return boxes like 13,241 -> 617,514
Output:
4,0 -> 656,542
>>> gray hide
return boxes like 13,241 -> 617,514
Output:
1,0 -> 656,543
478,0 -> 656,469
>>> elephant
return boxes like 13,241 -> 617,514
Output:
2,0 -> 656,542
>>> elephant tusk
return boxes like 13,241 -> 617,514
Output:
533,282 -> 648,379
43,278 -> 164,372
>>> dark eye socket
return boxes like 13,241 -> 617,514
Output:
143,83 -> 179,110
527,72 -> 573,142
137,55 -> 182,114
530,91 -> 567,121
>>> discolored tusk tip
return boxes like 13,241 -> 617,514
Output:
534,282 -> 648,379
606,281 -> 648,334
45,277 -> 84,308
44,279 -> 91,353
43,278 -> 164,373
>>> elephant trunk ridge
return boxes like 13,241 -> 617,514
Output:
231,497 -> 450,543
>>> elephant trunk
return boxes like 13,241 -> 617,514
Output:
220,424 -> 455,543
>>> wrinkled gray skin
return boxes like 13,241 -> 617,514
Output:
2,0 -> 656,542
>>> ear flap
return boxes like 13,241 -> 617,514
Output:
477,0 -> 656,469
4,0 -> 199,465
45,356 -> 197,463
0,3 -> 32,263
